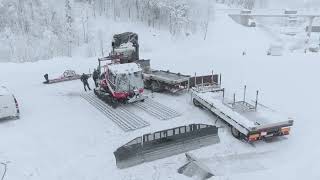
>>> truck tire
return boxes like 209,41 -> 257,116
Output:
151,81 -> 162,92
111,99 -> 119,108
14,115 -> 20,120
231,126 -> 241,139
144,80 -> 152,89
193,98 -> 201,107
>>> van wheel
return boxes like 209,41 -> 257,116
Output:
193,99 -> 201,107
231,126 -> 241,139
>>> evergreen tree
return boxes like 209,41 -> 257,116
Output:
65,0 -> 73,56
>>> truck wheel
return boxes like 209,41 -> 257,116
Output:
110,97 -> 119,108
193,98 -> 201,107
231,126 -> 241,139
151,81 -> 161,92
144,80 -> 152,89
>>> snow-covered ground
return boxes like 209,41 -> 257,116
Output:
1,7 -> 320,180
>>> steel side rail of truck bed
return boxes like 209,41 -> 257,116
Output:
191,88 -> 250,136
191,87 -> 294,142
143,70 -> 190,84
143,69 -> 191,93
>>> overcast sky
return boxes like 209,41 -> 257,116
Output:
266,0 -> 320,8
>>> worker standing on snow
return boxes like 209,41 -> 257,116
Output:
44,73 -> 49,83
92,69 -> 99,88
81,73 -> 91,91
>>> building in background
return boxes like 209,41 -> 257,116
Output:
255,0 -> 320,9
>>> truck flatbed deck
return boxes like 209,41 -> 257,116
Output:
144,70 -> 190,84
143,70 -> 190,93
191,86 -> 293,142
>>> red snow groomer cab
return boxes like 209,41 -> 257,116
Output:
94,61 -> 146,108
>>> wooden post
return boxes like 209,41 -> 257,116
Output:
222,88 -> 225,102
255,90 -> 259,111
194,73 -> 197,89
233,93 -> 236,107
201,76 -> 204,87
211,70 -> 214,84
187,78 -> 190,92
243,85 -> 247,102
219,73 -> 222,85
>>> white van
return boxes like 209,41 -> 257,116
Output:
0,86 -> 19,120
267,45 -> 284,56
248,18 -> 256,27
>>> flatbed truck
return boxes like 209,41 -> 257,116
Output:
191,85 -> 293,142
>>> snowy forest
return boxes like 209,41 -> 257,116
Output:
0,0 -> 318,62
0,0 -> 215,62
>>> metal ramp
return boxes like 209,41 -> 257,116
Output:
114,124 -> 220,169
80,92 -> 149,132
134,98 -> 181,120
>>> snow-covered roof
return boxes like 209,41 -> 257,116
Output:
115,42 -> 135,51
0,86 -> 10,95
119,42 -> 134,49
108,63 -> 142,74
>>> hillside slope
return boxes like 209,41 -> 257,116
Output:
0,6 -> 319,180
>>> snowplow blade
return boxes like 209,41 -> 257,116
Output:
114,124 -> 220,169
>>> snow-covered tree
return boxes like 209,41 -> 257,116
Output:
220,0 -> 255,9
65,0 -> 74,56
0,0 -> 216,62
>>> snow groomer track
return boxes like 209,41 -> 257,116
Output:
133,98 -> 181,120
81,92 -> 150,132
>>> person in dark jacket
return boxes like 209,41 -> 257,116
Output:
80,73 -> 91,91
44,73 -> 49,83
92,69 -> 99,88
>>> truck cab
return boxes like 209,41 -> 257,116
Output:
100,63 -> 145,103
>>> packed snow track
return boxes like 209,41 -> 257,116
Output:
80,92 -> 150,131
133,98 -> 181,120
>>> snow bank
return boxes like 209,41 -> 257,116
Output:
0,5 -> 320,180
